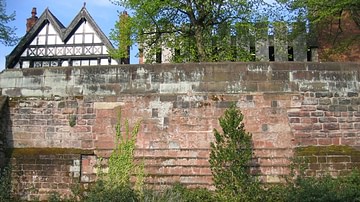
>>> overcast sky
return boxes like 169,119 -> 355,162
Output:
0,0 -> 138,71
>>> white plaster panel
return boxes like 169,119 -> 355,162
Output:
67,36 -> 74,44
23,61 -> 30,68
55,35 -> 62,45
62,61 -> 69,67
73,60 -> 81,66
81,60 -> 89,66
100,59 -> 108,65
39,25 -> 47,35
110,59 -> 118,65
94,35 -> 101,43
74,34 -> 83,44
30,38 -> 37,45
84,22 -> 95,33
84,34 -> 93,43
38,36 -> 46,45
90,60 -> 97,66
75,22 -> 84,34
48,35 -> 56,45
102,46 -> 108,54
48,23 -> 57,34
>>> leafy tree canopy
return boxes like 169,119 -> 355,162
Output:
110,0 -> 268,63
275,0 -> 360,60
0,0 -> 17,46
277,0 -> 360,28
109,11 -> 132,63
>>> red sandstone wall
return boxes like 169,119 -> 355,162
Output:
1,62 -> 360,198
9,150 -> 82,201
317,11 -> 360,62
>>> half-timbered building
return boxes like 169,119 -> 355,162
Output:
6,6 -> 118,69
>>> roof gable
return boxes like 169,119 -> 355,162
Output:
6,7 -> 115,69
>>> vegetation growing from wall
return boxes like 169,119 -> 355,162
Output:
6,106 -> 360,201
82,111 -> 144,201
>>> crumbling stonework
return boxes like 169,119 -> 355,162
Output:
0,62 -> 360,199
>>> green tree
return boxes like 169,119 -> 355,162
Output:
110,0 -> 266,62
0,0 -> 17,46
276,0 -> 360,59
278,0 -> 360,28
109,11 -> 132,64
209,104 -> 258,200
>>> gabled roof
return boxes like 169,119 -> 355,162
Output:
6,6 -> 114,69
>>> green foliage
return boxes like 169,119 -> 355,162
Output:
0,166 -> 12,201
209,103 -> 259,200
0,0 -> 17,46
109,11 -> 132,61
68,115 -> 76,127
84,180 -> 139,202
143,183 -> 216,202
168,183 -> 216,202
274,0 -> 360,59
81,110 -> 144,201
110,0 -> 267,62
286,170 -> 360,202
107,111 -> 143,188
48,192 -> 62,202
280,0 -> 360,28
52,169 -> 360,202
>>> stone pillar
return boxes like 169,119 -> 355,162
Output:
255,22 -> 269,61
274,22 -> 288,61
292,22 -> 307,62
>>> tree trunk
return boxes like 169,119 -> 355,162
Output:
194,27 -> 207,62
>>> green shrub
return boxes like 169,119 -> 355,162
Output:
143,186 -> 183,202
209,103 -> 260,200
0,166 -> 12,202
142,183 -> 216,202
84,180 -> 138,202
48,192 -> 62,202
171,183 -> 216,202
286,170 -> 360,202
336,170 -> 360,201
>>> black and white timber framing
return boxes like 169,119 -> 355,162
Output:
6,6 -> 118,69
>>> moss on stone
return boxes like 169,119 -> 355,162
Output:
295,145 -> 360,156
6,147 -> 94,158
74,95 -> 84,100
